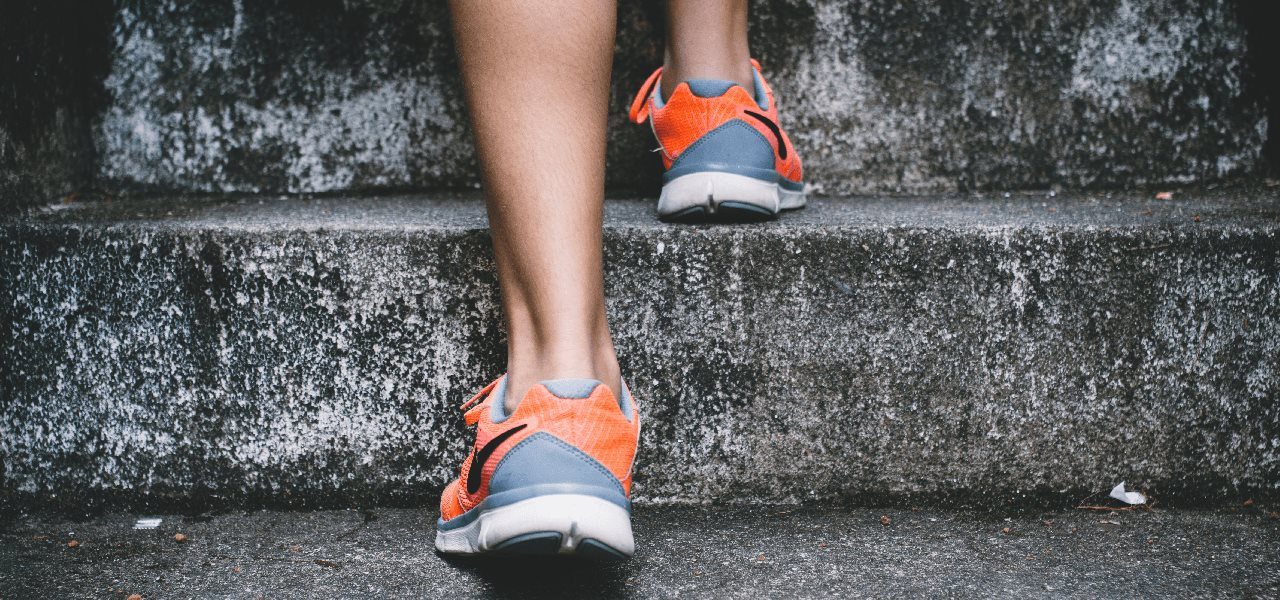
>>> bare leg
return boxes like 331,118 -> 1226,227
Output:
449,0 -> 621,410
662,0 -> 754,97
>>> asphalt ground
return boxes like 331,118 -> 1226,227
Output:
4,503 -> 1278,598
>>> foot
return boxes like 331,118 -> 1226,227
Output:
435,376 -> 641,558
629,59 -> 806,223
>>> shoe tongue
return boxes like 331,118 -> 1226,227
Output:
539,378 -> 603,399
684,79 -> 739,98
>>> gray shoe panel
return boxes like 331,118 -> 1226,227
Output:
540,378 -> 602,399
671,119 -> 775,175
489,431 -> 627,500
684,79 -> 737,98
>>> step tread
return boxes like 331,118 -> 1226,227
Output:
4,505 -> 1278,597
3,182 -> 1278,510
9,184 -> 1280,232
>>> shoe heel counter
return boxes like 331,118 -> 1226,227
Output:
668,119 -> 776,182
488,431 -> 628,501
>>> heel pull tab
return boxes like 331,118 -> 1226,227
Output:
460,376 -> 503,426
629,67 -> 662,124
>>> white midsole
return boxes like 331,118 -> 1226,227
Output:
658,171 -> 806,216
435,494 -> 634,556
779,185 -> 807,210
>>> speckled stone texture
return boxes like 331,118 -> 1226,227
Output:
87,0 -> 1269,196
2,188 -> 1278,511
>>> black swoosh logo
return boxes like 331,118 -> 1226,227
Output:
743,109 -> 787,160
466,424 -> 527,495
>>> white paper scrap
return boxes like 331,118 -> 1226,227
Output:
133,517 -> 163,530
1109,482 -> 1147,505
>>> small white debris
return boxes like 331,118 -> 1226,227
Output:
134,517 -> 163,530
1109,482 -> 1147,505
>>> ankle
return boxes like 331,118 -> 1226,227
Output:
661,57 -> 754,100
503,343 -> 622,413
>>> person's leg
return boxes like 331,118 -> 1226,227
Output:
630,0 -> 805,221
662,0 -> 754,97
450,0 -> 620,411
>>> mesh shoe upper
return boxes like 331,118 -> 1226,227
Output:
629,59 -> 803,185
438,377 -> 641,522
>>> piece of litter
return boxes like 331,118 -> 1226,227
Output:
880,515 -> 891,526
1099,519 -> 1121,525
174,533 -> 188,543
1109,482 -> 1147,505
1154,191 -> 1173,200
133,517 -> 162,530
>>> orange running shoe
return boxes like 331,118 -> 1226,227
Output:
629,59 -> 805,222
435,376 -> 641,558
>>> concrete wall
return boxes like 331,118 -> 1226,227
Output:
0,0 -> 1273,212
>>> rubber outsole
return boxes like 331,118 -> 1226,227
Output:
657,171 -> 806,224
661,201 -> 776,224
435,493 -> 635,558
492,532 -> 630,560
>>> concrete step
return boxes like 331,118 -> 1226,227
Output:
4,504 -> 1279,597
3,0 -> 1276,212
2,185 -> 1279,511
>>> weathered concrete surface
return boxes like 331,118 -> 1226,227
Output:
90,0 -> 1269,196
2,187 -> 1278,511
2,0 -> 1274,213
3,505 -> 1279,598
